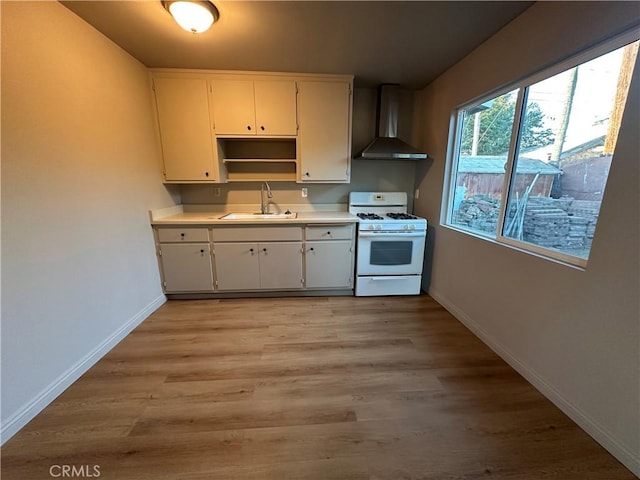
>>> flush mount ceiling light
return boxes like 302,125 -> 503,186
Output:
162,1 -> 219,34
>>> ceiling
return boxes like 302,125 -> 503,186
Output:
62,1 -> 533,90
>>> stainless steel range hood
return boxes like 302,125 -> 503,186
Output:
357,84 -> 427,160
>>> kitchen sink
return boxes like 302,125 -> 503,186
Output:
219,212 -> 297,220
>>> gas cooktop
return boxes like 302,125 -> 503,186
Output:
356,212 -> 421,222
356,213 -> 384,220
386,212 -> 419,220
349,192 -> 427,231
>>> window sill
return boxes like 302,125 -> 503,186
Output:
440,222 -> 587,271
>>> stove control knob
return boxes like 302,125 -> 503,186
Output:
410,224 -> 416,230
368,224 -> 374,230
375,225 -> 381,230
403,224 -> 408,230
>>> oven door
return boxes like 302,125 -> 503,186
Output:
357,231 -> 426,276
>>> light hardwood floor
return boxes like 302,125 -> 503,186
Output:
1,295 -> 635,479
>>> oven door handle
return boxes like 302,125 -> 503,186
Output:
359,231 -> 425,238
367,276 -> 417,281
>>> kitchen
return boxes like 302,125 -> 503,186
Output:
148,72 -> 428,297
2,1 -> 639,479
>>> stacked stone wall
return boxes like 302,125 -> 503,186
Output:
453,195 -> 600,253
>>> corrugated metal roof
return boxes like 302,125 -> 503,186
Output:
458,156 -> 561,174
518,135 -> 605,162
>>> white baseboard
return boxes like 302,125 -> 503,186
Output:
428,288 -> 640,477
0,294 -> 167,444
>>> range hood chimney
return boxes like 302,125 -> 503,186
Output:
357,84 -> 427,160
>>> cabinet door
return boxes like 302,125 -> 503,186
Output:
214,242 -> 261,290
259,242 -> 303,290
159,243 -> 214,292
254,80 -> 297,135
305,241 -> 353,289
153,78 -> 217,182
210,79 -> 256,135
298,81 -> 352,182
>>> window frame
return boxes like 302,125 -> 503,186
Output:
442,28 -> 640,268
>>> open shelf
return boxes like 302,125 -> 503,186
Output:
217,137 -> 297,182
218,138 -> 296,160
224,160 -> 297,182
223,158 -> 295,163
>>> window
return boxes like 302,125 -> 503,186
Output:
445,33 -> 639,267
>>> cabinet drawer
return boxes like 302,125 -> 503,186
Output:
305,224 -> 354,241
212,226 -> 302,242
156,228 -> 210,243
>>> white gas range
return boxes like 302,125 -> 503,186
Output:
349,192 -> 427,296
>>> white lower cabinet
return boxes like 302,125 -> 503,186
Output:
212,227 -> 304,291
156,223 -> 355,294
305,240 -> 353,289
158,243 -> 214,293
214,242 -> 303,291
213,242 -> 261,291
304,224 -> 355,289
259,242 -> 304,290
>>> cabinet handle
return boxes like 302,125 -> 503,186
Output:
305,172 -> 310,177
205,171 -> 209,177
327,231 -> 331,235
249,248 -> 254,253
260,125 -> 265,131
180,233 -> 185,237
309,247 -> 314,251
247,125 -> 252,131
200,249 -> 205,254
262,248 -> 267,252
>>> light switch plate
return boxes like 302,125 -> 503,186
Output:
301,188 -> 308,198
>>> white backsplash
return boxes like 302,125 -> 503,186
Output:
179,159 -> 417,211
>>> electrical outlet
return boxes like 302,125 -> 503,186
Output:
301,188 -> 308,198
214,187 -> 221,197
414,188 -> 420,199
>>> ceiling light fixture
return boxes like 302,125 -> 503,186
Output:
162,1 -> 219,34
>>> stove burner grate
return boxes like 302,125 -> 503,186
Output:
357,213 -> 384,220
386,212 -> 418,220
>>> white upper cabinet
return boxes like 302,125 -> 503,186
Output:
211,79 -> 297,136
297,80 -> 352,183
151,71 -> 353,184
209,79 -> 255,135
152,77 -> 218,182
254,80 -> 298,135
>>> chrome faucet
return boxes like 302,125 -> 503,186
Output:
260,181 -> 273,214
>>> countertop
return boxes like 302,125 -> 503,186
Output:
150,208 -> 358,226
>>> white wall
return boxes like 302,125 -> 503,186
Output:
1,1 -> 179,441
414,2 -> 639,474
